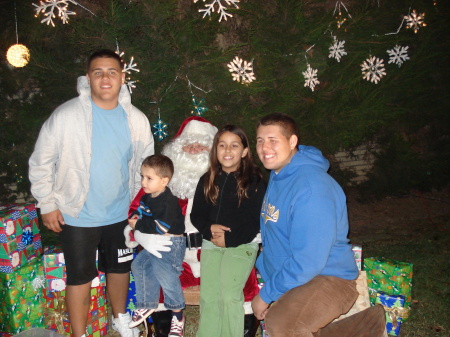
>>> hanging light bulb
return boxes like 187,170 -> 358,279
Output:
7,2 -> 30,68
7,43 -> 30,68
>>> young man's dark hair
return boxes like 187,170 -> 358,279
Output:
257,112 -> 299,146
87,49 -> 124,71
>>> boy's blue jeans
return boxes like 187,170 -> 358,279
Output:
131,236 -> 186,310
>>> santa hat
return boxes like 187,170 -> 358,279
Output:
174,116 -> 218,141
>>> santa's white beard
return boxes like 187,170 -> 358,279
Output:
162,140 -> 210,200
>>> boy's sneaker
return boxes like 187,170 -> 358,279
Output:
168,315 -> 185,337
112,312 -> 140,337
129,308 -> 155,328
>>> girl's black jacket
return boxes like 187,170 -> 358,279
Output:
190,171 -> 266,248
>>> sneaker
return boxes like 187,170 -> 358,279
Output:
129,308 -> 155,328
112,312 -> 141,337
168,315 -> 185,337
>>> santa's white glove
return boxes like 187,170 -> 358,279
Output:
134,230 -> 173,258
124,225 -> 139,249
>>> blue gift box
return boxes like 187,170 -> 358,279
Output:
374,291 -> 408,336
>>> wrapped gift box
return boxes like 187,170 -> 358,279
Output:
43,286 -> 108,337
0,203 -> 42,273
364,257 -> 413,317
126,271 -> 138,315
43,246 -> 105,291
352,244 -> 362,270
0,259 -> 46,334
260,321 -> 269,337
375,292 -> 408,336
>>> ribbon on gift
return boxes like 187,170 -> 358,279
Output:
45,296 -> 67,335
22,230 -> 33,246
32,275 -> 45,291
382,305 -> 409,329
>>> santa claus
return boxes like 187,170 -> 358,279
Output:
130,116 -> 259,337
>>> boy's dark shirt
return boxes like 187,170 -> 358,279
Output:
133,187 -> 185,235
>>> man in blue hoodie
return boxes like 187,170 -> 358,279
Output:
252,113 -> 386,336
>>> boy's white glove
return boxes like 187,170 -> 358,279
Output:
134,229 -> 173,258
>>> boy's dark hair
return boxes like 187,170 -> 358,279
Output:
257,113 -> 299,145
142,155 -> 174,180
87,49 -> 124,71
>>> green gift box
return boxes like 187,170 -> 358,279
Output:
0,203 -> 42,273
364,257 -> 413,320
0,259 -> 46,334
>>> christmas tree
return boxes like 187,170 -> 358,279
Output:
0,0 -> 449,202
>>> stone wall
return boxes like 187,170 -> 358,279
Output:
334,145 -> 377,184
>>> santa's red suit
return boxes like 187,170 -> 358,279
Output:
129,116 -> 259,314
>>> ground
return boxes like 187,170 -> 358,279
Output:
347,187 -> 449,238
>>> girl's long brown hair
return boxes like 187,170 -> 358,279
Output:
204,125 -> 262,205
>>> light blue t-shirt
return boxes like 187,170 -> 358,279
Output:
64,101 -> 132,227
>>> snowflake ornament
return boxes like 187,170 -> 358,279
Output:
191,96 -> 209,116
328,36 -> 347,62
33,0 -> 78,26
116,48 -> 140,94
227,56 -> 256,85
361,56 -> 386,84
196,0 -> 240,23
387,45 -> 410,67
404,10 -> 426,33
302,64 -> 320,92
152,119 -> 169,141
124,56 -> 139,75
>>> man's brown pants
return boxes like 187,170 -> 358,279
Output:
265,275 -> 386,337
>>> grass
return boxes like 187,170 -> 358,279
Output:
349,215 -> 450,337
39,214 -> 449,337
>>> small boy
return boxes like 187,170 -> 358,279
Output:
124,154 -> 186,336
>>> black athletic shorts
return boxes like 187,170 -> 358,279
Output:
59,220 -> 134,285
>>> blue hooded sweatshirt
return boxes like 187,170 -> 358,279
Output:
256,145 -> 358,304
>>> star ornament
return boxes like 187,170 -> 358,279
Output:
404,10 -> 426,33
227,56 -> 256,85
152,119 -> 169,141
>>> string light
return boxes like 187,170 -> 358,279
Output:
333,1 -> 352,30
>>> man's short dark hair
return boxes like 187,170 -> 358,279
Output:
87,49 -> 124,71
257,113 -> 299,142
142,155 -> 174,180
